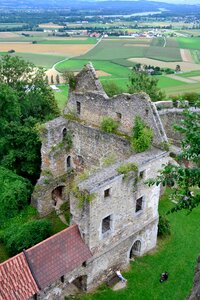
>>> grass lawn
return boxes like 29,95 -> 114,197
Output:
73,189 -> 200,300
54,85 -> 69,111
177,37 -> 200,51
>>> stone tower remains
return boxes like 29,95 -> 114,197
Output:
31,63 -> 169,293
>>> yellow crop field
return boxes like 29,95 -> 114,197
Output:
0,42 -> 93,56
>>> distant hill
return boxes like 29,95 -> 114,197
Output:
1,0 -> 200,11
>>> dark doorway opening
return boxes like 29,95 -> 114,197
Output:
130,240 -> 141,259
72,275 -> 87,291
52,186 -> 64,206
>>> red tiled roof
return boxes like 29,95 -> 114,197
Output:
26,224 -> 92,289
0,253 -> 39,300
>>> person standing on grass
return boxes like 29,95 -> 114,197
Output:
116,270 -> 127,283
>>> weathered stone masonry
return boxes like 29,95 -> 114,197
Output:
31,63 -> 171,298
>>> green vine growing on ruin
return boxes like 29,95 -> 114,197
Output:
117,162 -> 138,180
72,186 -> 96,209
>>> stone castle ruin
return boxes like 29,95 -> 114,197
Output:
30,63 -> 171,298
2,63 -> 196,300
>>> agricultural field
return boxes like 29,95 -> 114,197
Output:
177,37 -> 200,51
1,32 -> 200,96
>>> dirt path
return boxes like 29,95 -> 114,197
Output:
166,74 -> 198,83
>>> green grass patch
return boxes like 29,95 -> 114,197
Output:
12,52 -> 67,68
146,46 -> 182,62
38,38 -> 97,44
77,39 -> 149,61
100,78 -> 128,91
157,75 -> 186,88
54,85 -> 69,111
165,38 -> 180,48
178,70 -> 200,77
164,81 -> 200,96
56,59 -> 130,78
73,189 -> 200,300
177,37 -> 200,50
45,211 -> 67,235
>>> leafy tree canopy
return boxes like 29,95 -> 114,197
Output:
0,55 -> 59,183
128,69 -> 165,101
0,167 -> 32,228
147,108 -> 200,213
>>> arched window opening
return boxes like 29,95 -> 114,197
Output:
52,186 -> 64,206
67,155 -> 71,169
62,128 -> 67,139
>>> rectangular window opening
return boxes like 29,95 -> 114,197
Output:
77,101 -> 81,115
116,112 -> 122,121
61,275 -> 64,283
136,196 -> 143,213
104,188 -> 110,198
102,215 -> 111,234
139,170 -> 145,180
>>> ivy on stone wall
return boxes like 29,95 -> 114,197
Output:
72,186 -> 96,208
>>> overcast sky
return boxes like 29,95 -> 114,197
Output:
94,0 -> 200,3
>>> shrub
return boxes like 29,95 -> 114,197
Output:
158,215 -> 171,237
182,92 -> 200,106
0,167 -> 32,228
131,116 -> 153,152
3,219 -> 52,255
117,162 -> 138,176
102,81 -> 123,97
100,117 -> 119,133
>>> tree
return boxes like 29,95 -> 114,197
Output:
0,167 -> 32,228
176,64 -> 181,73
62,70 -> 77,89
56,74 -> 60,85
147,108 -> 200,213
0,55 -> 59,183
131,116 -> 153,152
128,69 -> 165,101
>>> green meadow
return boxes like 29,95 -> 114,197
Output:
38,38 -> 97,44
177,37 -> 200,51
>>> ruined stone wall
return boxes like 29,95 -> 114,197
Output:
32,117 -> 132,215
30,264 -> 87,300
70,149 -> 169,252
86,220 -> 158,291
158,107 -> 200,146
66,91 -> 167,148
